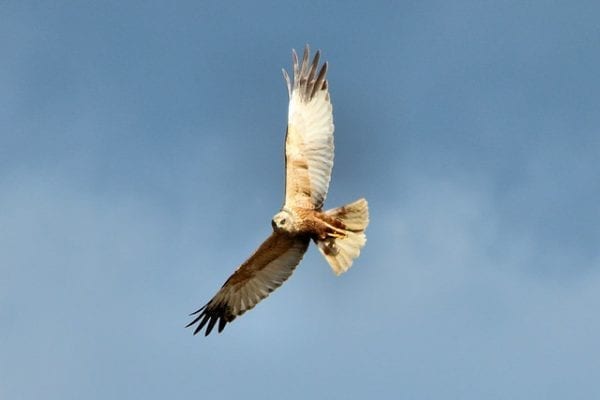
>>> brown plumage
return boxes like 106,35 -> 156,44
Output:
187,45 -> 369,336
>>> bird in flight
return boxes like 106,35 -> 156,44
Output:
187,45 -> 369,336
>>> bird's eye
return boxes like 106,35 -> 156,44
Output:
280,218 -> 286,225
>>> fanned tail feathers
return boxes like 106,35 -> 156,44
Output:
316,198 -> 369,275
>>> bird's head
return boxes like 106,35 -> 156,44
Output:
271,209 -> 296,233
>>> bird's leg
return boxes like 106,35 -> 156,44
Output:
315,213 -> 348,239
326,226 -> 347,238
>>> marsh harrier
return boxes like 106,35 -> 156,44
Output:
187,46 -> 369,336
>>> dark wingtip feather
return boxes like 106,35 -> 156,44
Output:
188,305 -> 206,316
307,50 -> 320,87
193,313 -> 211,335
185,317 -> 198,329
218,317 -> 227,333
290,45 -> 328,101
311,61 -> 328,98
187,302 -> 233,336
205,315 -> 219,336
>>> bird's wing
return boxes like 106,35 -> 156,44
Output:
282,45 -> 334,210
187,232 -> 310,336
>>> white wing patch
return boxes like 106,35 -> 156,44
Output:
283,46 -> 335,210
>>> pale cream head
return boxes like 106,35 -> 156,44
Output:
271,209 -> 296,233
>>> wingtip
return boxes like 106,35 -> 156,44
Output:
184,320 -> 195,329
282,68 -> 292,98
205,316 -> 219,336
289,44 -> 329,101
188,305 -> 206,316
187,302 -> 232,336
218,317 -> 227,333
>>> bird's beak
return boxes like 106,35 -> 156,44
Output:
271,219 -> 277,230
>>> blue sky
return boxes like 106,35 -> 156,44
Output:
2,1 -> 600,399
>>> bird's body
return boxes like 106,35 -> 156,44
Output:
187,46 -> 369,336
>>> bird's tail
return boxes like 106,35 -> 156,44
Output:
315,198 -> 369,275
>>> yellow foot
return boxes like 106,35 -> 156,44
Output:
327,230 -> 346,239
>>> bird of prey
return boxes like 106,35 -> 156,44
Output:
187,45 -> 369,336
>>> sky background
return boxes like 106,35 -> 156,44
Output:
2,1 -> 600,399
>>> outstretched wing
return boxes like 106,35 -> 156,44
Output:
282,45 -> 334,210
187,232 -> 310,336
